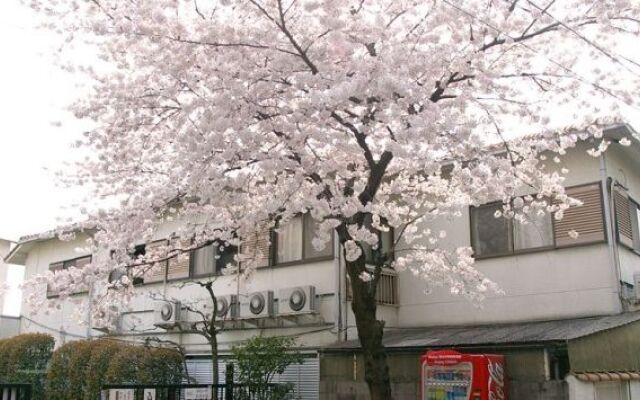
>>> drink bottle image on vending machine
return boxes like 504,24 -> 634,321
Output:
421,350 -> 507,400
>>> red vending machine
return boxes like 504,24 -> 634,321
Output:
421,350 -> 506,400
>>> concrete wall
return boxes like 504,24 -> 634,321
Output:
395,142 -> 623,328
0,239 -> 12,313
16,143 -> 640,348
17,231 -> 341,351
605,144 -> 640,291
319,348 -> 567,400
0,315 -> 20,338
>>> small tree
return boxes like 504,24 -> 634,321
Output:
232,336 -> 303,400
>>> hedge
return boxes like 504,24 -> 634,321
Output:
0,334 -> 184,400
46,338 -> 184,400
0,333 -> 55,400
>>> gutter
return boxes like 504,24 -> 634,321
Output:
600,154 -> 624,311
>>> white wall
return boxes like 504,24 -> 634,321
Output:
0,239 -> 11,314
17,231 -> 341,351
395,141 -> 623,327
16,141 -> 640,347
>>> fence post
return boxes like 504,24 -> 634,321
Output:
225,363 -> 234,400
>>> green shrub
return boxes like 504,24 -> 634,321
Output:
84,339 -> 122,400
47,338 -> 185,400
46,339 -> 95,400
0,333 -> 55,400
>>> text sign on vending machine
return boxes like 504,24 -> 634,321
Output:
421,350 -> 507,400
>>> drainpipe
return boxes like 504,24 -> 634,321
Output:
86,283 -> 93,339
333,233 -> 343,340
600,153 -> 624,311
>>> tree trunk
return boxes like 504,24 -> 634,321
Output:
346,258 -> 393,400
210,332 -> 219,400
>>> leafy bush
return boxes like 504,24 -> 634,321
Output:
84,339 -> 122,400
46,339 -> 95,400
0,333 -> 55,400
232,336 -> 303,400
47,338 -> 184,400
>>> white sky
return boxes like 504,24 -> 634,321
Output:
0,1 -> 88,241
0,1 -> 88,315
1,1 -> 640,317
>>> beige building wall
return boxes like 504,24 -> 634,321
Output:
0,239 -> 13,314
11,136 -> 640,350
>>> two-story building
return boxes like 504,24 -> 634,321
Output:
6,124 -> 640,400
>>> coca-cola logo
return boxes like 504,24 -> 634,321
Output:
488,360 -> 505,400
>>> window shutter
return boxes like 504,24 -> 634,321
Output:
167,239 -> 190,280
614,188 -> 634,248
554,183 -> 605,246
241,223 -> 271,268
144,240 -> 168,283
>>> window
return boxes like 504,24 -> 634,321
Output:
275,214 -> 333,264
471,205 -> 555,257
471,183 -> 605,258
471,203 -> 513,257
627,199 -> 640,253
191,240 -> 238,277
130,244 -> 146,285
635,202 -> 640,252
614,188 -> 640,254
361,215 -> 394,265
47,255 -> 92,297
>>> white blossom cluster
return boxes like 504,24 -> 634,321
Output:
21,0 -> 640,321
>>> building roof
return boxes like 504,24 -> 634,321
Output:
324,311 -> 640,351
3,223 -> 93,265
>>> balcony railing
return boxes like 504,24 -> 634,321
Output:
346,268 -> 398,305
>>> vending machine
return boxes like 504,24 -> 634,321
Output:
421,350 -> 507,400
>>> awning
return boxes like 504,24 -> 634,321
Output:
324,311 -> 640,351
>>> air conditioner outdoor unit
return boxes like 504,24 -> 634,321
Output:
240,291 -> 274,319
92,307 -> 121,333
154,300 -> 181,329
278,286 -> 317,315
215,294 -> 238,320
634,273 -> 640,302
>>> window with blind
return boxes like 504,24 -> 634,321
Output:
138,239 -> 192,283
274,214 -> 333,265
471,183 -> 605,258
615,188 -> 640,253
47,255 -> 92,297
240,222 -> 271,268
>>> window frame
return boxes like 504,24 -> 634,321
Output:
470,183 -> 608,259
272,214 -> 335,267
189,239 -> 239,279
470,200 -> 557,259
628,198 -> 640,254
47,254 -> 93,298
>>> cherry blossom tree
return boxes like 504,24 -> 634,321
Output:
24,0 -> 640,398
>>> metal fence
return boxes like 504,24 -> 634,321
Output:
0,384 -> 32,400
100,383 -> 287,400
